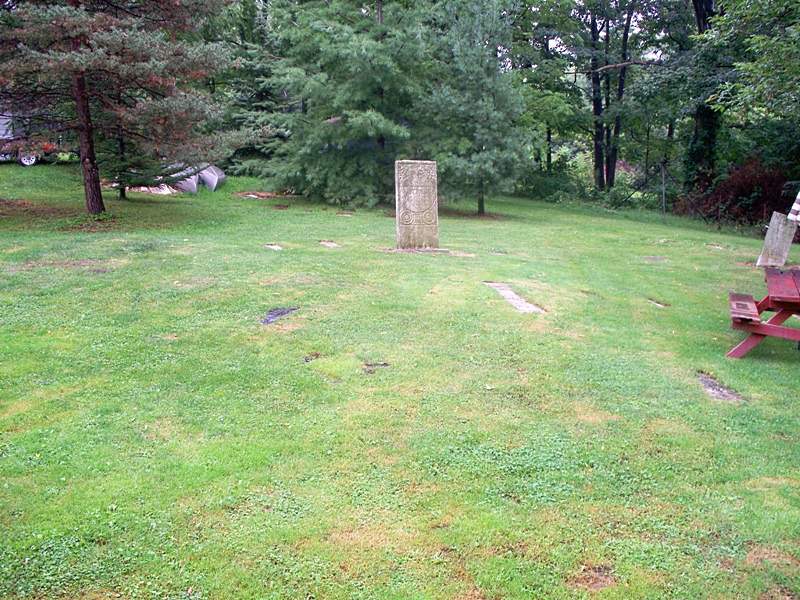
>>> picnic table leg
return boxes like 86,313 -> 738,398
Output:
727,309 -> 794,359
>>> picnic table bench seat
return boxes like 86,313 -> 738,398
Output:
729,293 -> 760,323
727,268 -> 800,358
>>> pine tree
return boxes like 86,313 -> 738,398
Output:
239,0 -> 428,205
0,1 -> 235,212
425,0 -> 528,214
224,0 -> 285,178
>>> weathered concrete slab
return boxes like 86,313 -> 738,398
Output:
756,211 -> 797,268
395,160 -> 438,249
484,282 -> 546,314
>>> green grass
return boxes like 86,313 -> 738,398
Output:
1,164 -> 799,599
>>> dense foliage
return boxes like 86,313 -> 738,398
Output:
0,0 -> 240,212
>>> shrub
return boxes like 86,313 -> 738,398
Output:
675,158 -> 788,225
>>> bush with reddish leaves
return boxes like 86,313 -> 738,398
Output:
676,159 -> 790,225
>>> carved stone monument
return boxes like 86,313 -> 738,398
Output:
756,211 -> 797,267
395,160 -> 438,249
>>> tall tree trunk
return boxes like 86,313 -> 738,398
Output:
73,72 -> 105,214
590,13 -> 605,191
70,0 -> 104,214
603,21 -> 613,188
687,0 -> 718,193
686,103 -> 719,191
644,122 -> 651,185
117,127 -> 127,201
116,89 -> 127,201
546,127 -> 552,174
478,179 -> 485,215
607,1 -> 636,189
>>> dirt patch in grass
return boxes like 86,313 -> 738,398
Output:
304,352 -> 321,363
328,520 -> 417,552
0,198 -> 76,219
173,276 -> 216,289
1,399 -> 31,420
698,372 -> 742,403
77,590 -> 130,600
263,243 -> 283,251
746,477 -> 800,491
7,257 -> 124,273
320,240 -> 341,248
62,216 -> 119,233
568,564 -> 617,592
643,255 -> 668,263
143,418 -> 180,442
486,540 -> 530,558
745,545 -> 800,568
454,589 -> 489,600
273,204 -> 289,210
363,361 -> 390,374
573,403 -> 621,424
270,321 -> 303,333
760,586 -> 798,600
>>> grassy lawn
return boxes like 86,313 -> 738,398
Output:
2,164 -> 800,599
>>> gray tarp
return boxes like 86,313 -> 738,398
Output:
0,114 -> 12,140
198,165 -> 226,191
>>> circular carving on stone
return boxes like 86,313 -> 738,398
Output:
422,210 -> 436,225
399,211 -> 414,225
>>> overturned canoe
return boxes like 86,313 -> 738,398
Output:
173,173 -> 199,194
199,165 -> 226,191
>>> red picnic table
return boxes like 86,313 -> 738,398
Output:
727,268 -> 800,358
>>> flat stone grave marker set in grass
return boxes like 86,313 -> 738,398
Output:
483,282 -> 546,314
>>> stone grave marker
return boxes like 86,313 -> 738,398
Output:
395,160 -> 438,249
756,211 -> 797,268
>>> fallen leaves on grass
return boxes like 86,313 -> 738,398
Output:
0,198 -> 75,219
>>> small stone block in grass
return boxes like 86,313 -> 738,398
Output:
484,282 -> 546,314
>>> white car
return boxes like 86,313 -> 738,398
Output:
0,113 -> 40,166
